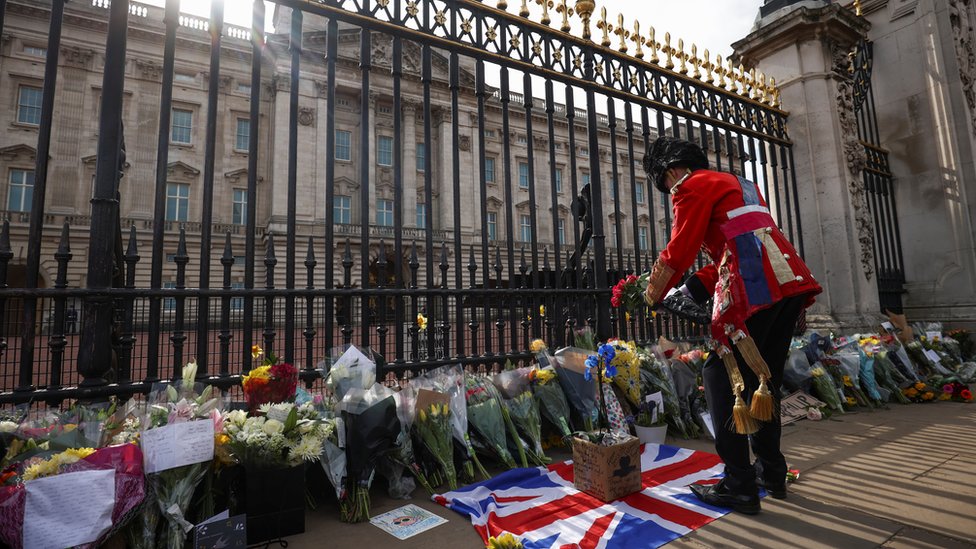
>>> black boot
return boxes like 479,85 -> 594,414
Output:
753,460 -> 787,499
689,479 -> 761,515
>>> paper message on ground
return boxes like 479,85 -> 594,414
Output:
370,504 -> 447,540
24,469 -> 115,549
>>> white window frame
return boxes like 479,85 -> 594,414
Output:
377,135 -> 393,166
171,108 -> 193,144
334,195 -> 351,224
377,198 -> 394,227
335,129 -> 352,161
165,182 -> 189,222
7,169 -> 34,212
17,86 -> 43,126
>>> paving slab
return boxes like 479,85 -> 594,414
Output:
882,527 -> 976,549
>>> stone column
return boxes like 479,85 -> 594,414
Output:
403,100 -> 418,229
734,3 -> 880,330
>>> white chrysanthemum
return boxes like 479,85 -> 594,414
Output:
243,416 -> 263,430
258,403 -> 274,415
289,435 -> 323,463
0,421 -> 18,433
297,420 -> 316,435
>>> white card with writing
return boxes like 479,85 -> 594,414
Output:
142,419 -> 215,474
333,345 -> 373,371
24,468 -> 115,549
881,321 -> 894,332
645,391 -> 664,423
700,412 -> 716,439
926,331 -> 942,341
924,349 -> 943,365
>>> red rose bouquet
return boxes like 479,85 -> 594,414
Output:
611,273 -> 649,312
243,346 -> 299,413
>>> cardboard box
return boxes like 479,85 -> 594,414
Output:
571,434 -> 642,501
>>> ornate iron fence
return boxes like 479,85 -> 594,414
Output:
0,0 -> 799,404
851,38 -> 906,313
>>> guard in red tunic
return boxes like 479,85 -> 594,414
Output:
642,136 -> 821,514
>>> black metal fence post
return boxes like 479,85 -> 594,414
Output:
78,0 -> 129,388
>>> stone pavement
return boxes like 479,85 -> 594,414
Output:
290,402 -> 976,548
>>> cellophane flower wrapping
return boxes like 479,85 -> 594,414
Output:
410,365 -> 487,482
493,368 -> 548,465
0,441 -> 145,549
414,401 -> 457,490
529,363 -> 573,438
465,376 -> 517,469
637,348 -> 696,438
553,347 -> 598,430
380,387 -> 426,497
468,375 -> 528,467
809,365 -> 844,412
338,385 -> 401,523
132,363 -> 221,549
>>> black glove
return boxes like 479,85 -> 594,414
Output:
657,288 -> 712,325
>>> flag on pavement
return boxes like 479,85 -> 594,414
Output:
434,444 -> 730,549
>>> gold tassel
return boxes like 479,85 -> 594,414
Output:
718,345 -> 759,435
731,331 -> 777,422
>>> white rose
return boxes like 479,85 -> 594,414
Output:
263,419 -> 284,436
226,410 -> 247,426
0,421 -> 17,433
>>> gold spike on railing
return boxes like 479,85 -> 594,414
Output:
632,21 -> 644,59
647,26 -> 659,64
853,0 -> 863,16
703,48 -> 713,83
536,0 -> 553,25
716,54 -> 725,88
596,6 -> 612,47
727,58 -> 737,92
575,0 -> 595,40
664,32 -> 674,69
691,43 -> 701,79
498,0 -> 508,11
555,0 -> 573,32
677,38 -> 688,74
519,0 -> 530,17
769,76 -> 780,108
757,72 -> 768,104
614,14 -> 629,53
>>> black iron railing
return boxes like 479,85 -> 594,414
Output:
0,0 -> 799,404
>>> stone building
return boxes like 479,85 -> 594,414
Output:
0,0 -> 662,305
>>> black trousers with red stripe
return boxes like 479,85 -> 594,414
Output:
701,295 -> 806,494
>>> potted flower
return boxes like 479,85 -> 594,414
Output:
571,343 -> 642,502
632,398 -> 667,445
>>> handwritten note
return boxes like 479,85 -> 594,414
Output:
142,420 -> 215,474
24,469 -> 115,549
924,349 -> 943,366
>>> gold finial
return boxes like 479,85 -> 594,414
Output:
745,68 -> 755,99
614,14 -> 629,53
677,38 -> 688,74
769,76 -> 779,108
519,0 -> 530,17
757,72 -> 768,104
633,20 -> 644,59
575,0 -> 595,41
703,48 -> 713,83
555,0 -> 573,32
595,6 -> 612,47
727,58 -> 737,91
536,0 -> 554,25
691,44 -> 701,79
664,32 -> 674,69
498,0 -> 508,10
853,0 -> 862,16
647,26 -> 659,64
716,54 -> 725,87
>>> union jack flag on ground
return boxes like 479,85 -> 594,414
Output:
434,444 -> 732,549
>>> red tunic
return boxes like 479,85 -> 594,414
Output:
645,169 -> 822,344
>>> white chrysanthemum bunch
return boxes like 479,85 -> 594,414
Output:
222,402 -> 333,468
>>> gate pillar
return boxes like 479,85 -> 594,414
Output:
734,3 -> 881,331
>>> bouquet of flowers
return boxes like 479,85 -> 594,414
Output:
382,388 -> 431,496
637,348 -> 697,438
553,347 -> 599,431
409,365 -> 488,483
902,380 -> 939,403
872,353 -> 911,404
129,360 -> 221,549
947,329 -> 974,361
809,364 -> 845,412
856,337 -> 885,403
338,384 -> 401,522
611,273 -> 648,312
0,442 -> 145,549
529,366 -> 573,438
243,346 -> 299,413
414,400 -> 457,490
608,339 -> 643,407
465,376 -> 518,469
573,343 -> 633,446
493,368 -> 548,466
941,380 -> 973,402
222,403 -> 332,468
